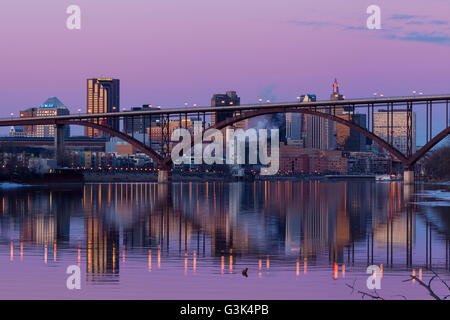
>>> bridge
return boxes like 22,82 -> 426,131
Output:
0,136 -> 107,149
1,94 -> 449,183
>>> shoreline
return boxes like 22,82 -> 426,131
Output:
3,172 -> 448,185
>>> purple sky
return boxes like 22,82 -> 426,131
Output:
0,0 -> 449,119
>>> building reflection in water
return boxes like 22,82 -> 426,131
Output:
0,180 -> 449,283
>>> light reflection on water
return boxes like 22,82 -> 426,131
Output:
0,181 -> 449,299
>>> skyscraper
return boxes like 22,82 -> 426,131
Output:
301,94 -> 336,150
210,91 -> 247,129
124,104 -> 153,134
85,78 -> 120,137
286,112 -> 302,144
267,113 -> 287,144
331,79 -> 366,152
373,110 -> 416,155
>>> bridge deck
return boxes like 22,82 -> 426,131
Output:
1,94 -> 450,123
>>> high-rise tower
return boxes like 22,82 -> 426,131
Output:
332,79 -> 367,151
301,94 -> 336,150
210,91 -> 247,129
85,78 -> 120,137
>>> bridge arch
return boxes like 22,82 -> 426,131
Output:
54,109 -> 450,170
57,120 -> 168,169
406,126 -> 450,167
163,107 -> 408,167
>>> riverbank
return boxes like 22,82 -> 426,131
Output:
0,172 -> 398,185
83,172 -> 226,182
82,172 -> 379,183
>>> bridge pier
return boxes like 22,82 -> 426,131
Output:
403,167 -> 415,185
157,183 -> 171,203
54,124 -> 65,167
158,169 -> 171,183
404,183 -> 414,202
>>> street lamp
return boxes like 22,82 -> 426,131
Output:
380,93 -> 384,97
412,90 -> 417,97
10,112 -> 14,118
266,99 -> 271,103
373,92 -> 377,99
296,96 -> 301,102
258,98 -> 263,104
77,108 -> 81,114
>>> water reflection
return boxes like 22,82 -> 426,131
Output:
0,181 -> 449,298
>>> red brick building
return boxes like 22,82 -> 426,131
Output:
279,144 -> 347,174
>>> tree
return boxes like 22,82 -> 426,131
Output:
423,142 -> 450,181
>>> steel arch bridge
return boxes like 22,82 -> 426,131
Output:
1,94 -> 449,178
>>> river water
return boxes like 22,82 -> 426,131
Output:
0,181 -> 449,299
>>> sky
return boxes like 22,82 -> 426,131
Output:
0,0 -> 449,141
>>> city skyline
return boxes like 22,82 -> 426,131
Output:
0,1 -> 449,303
5,77 -> 430,154
1,1 -> 449,119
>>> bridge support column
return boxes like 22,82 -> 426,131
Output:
158,169 -> 171,183
54,124 -> 65,167
403,167 -> 415,185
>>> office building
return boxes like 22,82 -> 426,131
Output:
267,112 -> 287,144
124,104 -> 154,134
301,94 -> 336,150
17,97 -> 70,138
211,91 -> 247,129
85,78 -> 120,137
331,79 -> 367,152
373,110 -> 416,155
286,112 -> 303,144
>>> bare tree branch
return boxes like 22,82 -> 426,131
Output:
430,270 -> 450,291
403,276 -> 441,300
346,282 -> 385,300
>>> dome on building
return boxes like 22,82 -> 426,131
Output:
41,97 -> 68,109
10,126 -> 24,133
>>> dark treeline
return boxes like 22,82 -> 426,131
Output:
423,142 -> 450,181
